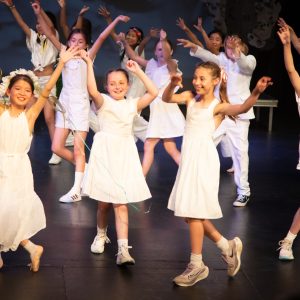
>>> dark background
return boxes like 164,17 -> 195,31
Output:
0,0 -> 299,131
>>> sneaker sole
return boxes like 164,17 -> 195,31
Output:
59,197 -> 82,203
173,266 -> 209,287
116,260 -> 135,266
233,200 -> 249,207
90,248 -> 104,254
279,256 -> 294,261
229,237 -> 243,277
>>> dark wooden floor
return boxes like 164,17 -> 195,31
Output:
0,120 -> 299,300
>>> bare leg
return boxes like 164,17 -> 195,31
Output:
202,219 -> 222,243
73,131 -> 87,172
97,202 -> 111,229
44,98 -> 56,141
142,138 -> 160,176
113,204 -> 129,240
52,128 -> 74,163
163,138 -> 181,165
187,218 -> 205,255
20,239 -> 43,272
290,208 -> 300,235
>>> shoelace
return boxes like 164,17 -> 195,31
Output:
277,239 -> 292,251
95,235 -> 110,244
116,245 -> 132,256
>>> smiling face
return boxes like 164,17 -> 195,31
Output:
7,78 -> 34,108
106,70 -> 129,100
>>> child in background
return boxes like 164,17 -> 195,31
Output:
162,61 -> 272,286
0,47 -> 78,271
276,22 -> 300,261
1,0 -> 61,164
34,1 -> 129,203
81,52 -> 158,265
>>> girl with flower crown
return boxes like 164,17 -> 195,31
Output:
34,2 -> 130,203
0,47 -> 79,272
98,6 -> 160,142
1,0 -> 63,165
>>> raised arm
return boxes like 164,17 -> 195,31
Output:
125,60 -> 158,111
176,17 -> 203,47
160,30 -> 177,74
88,14 -> 130,61
1,0 -> 31,37
121,33 -> 148,68
193,17 -> 213,51
28,47 -> 80,126
215,77 -> 273,116
138,27 -> 160,55
57,0 -> 70,39
278,17 -> 300,55
278,24 -> 300,96
97,6 -> 119,42
162,73 -> 192,104
32,2 -> 62,50
80,50 -> 104,109
74,5 -> 89,30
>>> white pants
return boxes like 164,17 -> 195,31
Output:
213,118 -> 251,196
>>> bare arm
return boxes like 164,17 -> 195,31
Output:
162,73 -> 192,104
176,17 -> 203,47
121,34 -> 148,68
278,24 -> 300,96
97,6 -> 119,42
278,17 -> 300,54
215,77 -> 273,116
1,0 -> 31,37
193,17 -> 213,51
57,0 -> 69,39
125,60 -> 158,110
160,30 -> 177,74
74,5 -> 89,30
80,50 -> 104,109
89,15 -> 130,61
138,28 -> 160,55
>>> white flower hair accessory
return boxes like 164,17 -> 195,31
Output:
0,69 -> 41,103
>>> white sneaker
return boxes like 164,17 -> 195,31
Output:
116,245 -> 135,266
296,162 -> 300,170
226,166 -> 234,173
48,153 -> 62,165
222,237 -> 243,277
173,262 -> 209,287
278,239 -> 294,260
90,234 -> 111,254
65,133 -> 74,147
59,189 -> 82,203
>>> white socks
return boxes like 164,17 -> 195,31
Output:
97,226 -> 107,236
73,171 -> 84,194
23,240 -> 37,255
285,231 -> 297,243
117,239 -> 128,250
190,253 -> 203,267
216,236 -> 230,255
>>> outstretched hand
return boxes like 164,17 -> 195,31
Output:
176,17 -> 187,31
79,49 -> 92,64
177,38 -> 196,49
117,15 -> 130,23
170,73 -> 183,88
60,46 -> 81,63
79,5 -> 89,16
98,6 -> 111,18
254,76 -> 273,94
277,25 -> 290,45
0,0 -> 13,6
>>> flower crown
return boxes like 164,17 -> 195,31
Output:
0,69 -> 41,104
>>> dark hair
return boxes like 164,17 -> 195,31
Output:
154,38 -> 174,52
8,74 -> 34,92
105,68 -> 129,88
71,18 -> 92,45
208,29 -> 225,41
67,28 -> 89,47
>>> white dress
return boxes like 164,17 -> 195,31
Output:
0,110 -> 46,252
168,98 -> 223,219
145,58 -> 185,138
55,58 -> 90,132
82,94 -> 151,203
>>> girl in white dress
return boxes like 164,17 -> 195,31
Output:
122,29 -> 185,176
37,6 -> 130,203
162,61 -> 272,286
0,47 -> 78,271
81,53 -> 158,265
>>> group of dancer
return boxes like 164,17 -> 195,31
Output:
0,0 -> 298,287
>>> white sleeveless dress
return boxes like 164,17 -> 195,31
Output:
0,110 -> 46,252
145,58 -> 185,138
82,94 -> 151,203
168,98 -> 223,219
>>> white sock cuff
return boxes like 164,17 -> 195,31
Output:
117,239 -> 128,248
286,231 -> 297,242
216,236 -> 230,254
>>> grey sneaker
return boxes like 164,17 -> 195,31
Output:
90,234 -> 110,254
233,195 -> 250,207
173,262 -> 209,287
116,245 -> 135,266
222,237 -> 243,277
277,239 -> 294,261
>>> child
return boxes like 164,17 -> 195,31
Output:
0,47 -> 78,271
1,0 -> 62,164
162,61 -> 272,286
276,23 -> 300,260
122,29 -> 185,176
98,6 -> 159,142
81,52 -> 158,265
35,2 -> 130,203
178,35 -> 257,207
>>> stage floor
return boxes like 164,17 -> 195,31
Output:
0,126 -> 299,300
